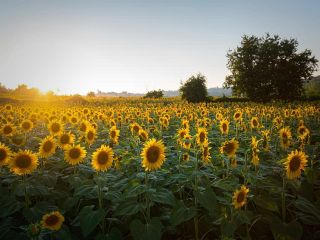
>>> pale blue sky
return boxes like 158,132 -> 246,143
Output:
0,0 -> 319,94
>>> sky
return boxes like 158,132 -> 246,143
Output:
0,0 -> 319,95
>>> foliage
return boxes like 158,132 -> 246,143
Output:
304,76 -> 320,97
179,73 -> 208,102
224,34 -> 318,101
0,100 -> 319,240
144,89 -> 164,99
87,91 -> 96,97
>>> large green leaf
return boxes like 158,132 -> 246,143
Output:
170,200 -> 196,226
150,188 -> 176,206
270,218 -> 302,240
253,194 -> 279,213
130,218 -> 163,240
193,187 -> 217,214
79,205 -> 105,238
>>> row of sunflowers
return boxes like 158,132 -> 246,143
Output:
0,101 -> 319,239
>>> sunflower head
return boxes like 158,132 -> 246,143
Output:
0,143 -> 12,166
279,127 -> 292,149
58,132 -> 75,148
196,127 -> 208,146
10,150 -> 38,175
64,145 -> 86,165
39,136 -> 57,158
250,117 -> 259,129
233,111 -> 242,122
110,126 -> 120,144
92,145 -> 114,171
141,138 -> 166,171
284,150 -> 308,180
2,123 -> 15,136
138,129 -> 148,142
21,120 -> 34,132
48,121 -> 63,136
220,138 -> 239,158
85,126 -> 96,145
232,185 -> 249,209
220,119 -> 229,135
201,141 -> 211,164
41,211 -> 64,231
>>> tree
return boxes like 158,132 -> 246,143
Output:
224,34 -> 318,101
179,73 -> 208,103
144,89 -> 164,99
87,91 -> 96,97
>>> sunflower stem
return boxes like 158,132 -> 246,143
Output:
97,173 -> 106,235
145,170 -> 150,223
281,175 -> 286,222
194,150 -> 199,240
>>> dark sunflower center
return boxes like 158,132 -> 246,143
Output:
22,122 -> 31,130
299,128 -> 306,135
133,125 -> 139,132
43,141 -> 53,152
60,135 -> 70,144
146,146 -> 160,163
180,131 -> 186,138
199,132 -> 205,142
45,214 -> 59,226
0,149 -> 7,161
222,123 -> 227,132
289,156 -> 301,172
223,142 -> 234,154
110,131 -> 116,138
80,123 -> 86,132
97,151 -> 109,164
253,120 -> 258,126
203,147 -> 209,157
51,123 -> 60,133
235,113 -> 240,118
69,148 -> 81,159
71,117 -> 77,123
3,126 -> 13,135
16,154 -> 32,169
87,131 -> 94,140
237,191 -> 245,203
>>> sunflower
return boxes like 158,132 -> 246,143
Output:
41,211 -> 64,231
110,126 -> 120,144
196,127 -> 208,146
251,149 -> 259,166
279,127 -> 292,149
38,136 -> 56,158
138,128 -> 148,142
233,110 -> 242,122
201,141 -> 211,164
182,153 -> 189,162
92,145 -> 114,171
48,121 -> 63,136
177,128 -> 189,145
2,123 -> 15,137
79,120 -> 90,132
182,134 -> 193,150
250,117 -> 259,129
130,122 -> 141,135
232,185 -> 249,209
20,120 -> 34,132
10,150 -> 38,175
297,125 -> 310,137
69,116 -> 78,125
141,138 -> 166,171
251,136 -> 259,149
0,143 -> 12,166
261,130 -> 270,151
220,138 -> 239,158
85,126 -> 96,145
284,150 -> 308,180
181,119 -> 190,130
57,132 -> 75,148
219,119 -> 229,135
64,145 -> 86,165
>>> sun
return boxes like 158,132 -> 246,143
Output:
92,145 -> 114,171
141,138 -> 166,171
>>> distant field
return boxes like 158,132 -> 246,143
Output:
0,100 -> 319,239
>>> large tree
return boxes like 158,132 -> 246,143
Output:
224,34 -> 318,101
180,73 -> 208,103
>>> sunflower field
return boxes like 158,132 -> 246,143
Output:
0,100 -> 320,240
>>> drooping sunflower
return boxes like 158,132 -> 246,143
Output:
92,145 -> 114,171
141,138 -> 166,171
250,117 -> 259,129
220,138 -> 239,158
110,126 -> 120,144
10,150 -> 38,175
64,144 -> 86,165
48,121 -> 63,136
138,128 -> 148,142
219,119 -> 229,135
38,136 -> 56,158
85,126 -> 96,145
196,127 -> 208,146
279,127 -> 292,149
57,132 -> 75,148
2,123 -> 15,137
20,120 -> 34,132
0,143 -> 12,166
284,150 -> 308,180
232,185 -> 249,209
261,130 -> 270,151
251,149 -> 259,166
41,211 -> 64,231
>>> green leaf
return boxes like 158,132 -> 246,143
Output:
193,187 -> 217,214
0,196 -> 23,218
294,196 -> 320,225
253,194 -> 279,213
79,205 -> 105,238
114,199 -> 143,216
150,188 -> 176,206
270,218 -> 302,240
130,218 -> 162,240
170,200 -> 196,226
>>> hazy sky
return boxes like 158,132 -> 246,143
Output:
0,0 -> 319,94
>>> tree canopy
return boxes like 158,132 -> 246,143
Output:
144,89 -> 164,99
179,73 -> 208,103
224,34 -> 318,101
